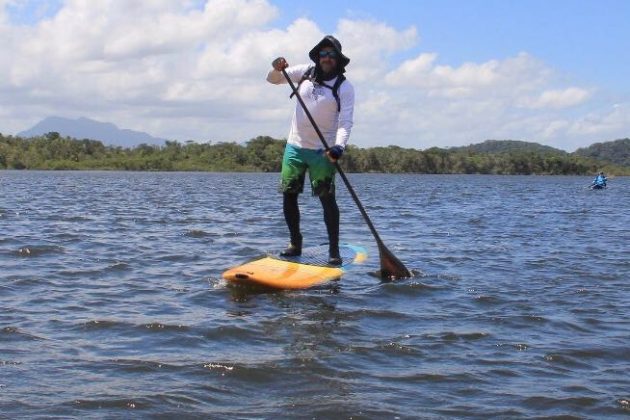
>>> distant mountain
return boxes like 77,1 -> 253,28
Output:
18,116 -> 168,147
450,139 -> 567,155
573,138 -> 630,167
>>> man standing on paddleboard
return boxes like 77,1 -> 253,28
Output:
267,35 -> 355,266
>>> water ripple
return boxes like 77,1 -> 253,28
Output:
1,172 -> 628,418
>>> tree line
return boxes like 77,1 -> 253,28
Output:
1,132 -> 627,175
574,138 -> 630,167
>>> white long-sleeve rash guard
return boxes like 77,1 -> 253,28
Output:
267,64 -> 355,151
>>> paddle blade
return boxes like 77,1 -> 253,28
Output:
378,245 -> 411,280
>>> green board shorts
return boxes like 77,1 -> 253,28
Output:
280,144 -> 336,196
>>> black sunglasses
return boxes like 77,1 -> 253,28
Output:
319,50 -> 338,59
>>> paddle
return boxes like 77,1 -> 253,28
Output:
281,68 -> 411,279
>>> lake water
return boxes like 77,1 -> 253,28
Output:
1,171 -> 628,418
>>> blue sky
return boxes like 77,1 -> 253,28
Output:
4,0 -> 62,24
1,0 -> 629,151
270,0 -> 630,90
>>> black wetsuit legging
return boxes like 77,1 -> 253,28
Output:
283,192 -> 339,248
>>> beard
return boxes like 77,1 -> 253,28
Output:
315,62 -> 339,82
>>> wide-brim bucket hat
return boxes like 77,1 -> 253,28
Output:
308,35 -> 350,69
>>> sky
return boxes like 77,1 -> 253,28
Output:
1,0 -> 629,151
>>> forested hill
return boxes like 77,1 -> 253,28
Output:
573,138 -> 630,167
1,132 -> 628,175
450,139 -> 567,155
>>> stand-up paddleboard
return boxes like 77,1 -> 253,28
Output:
223,243 -> 367,289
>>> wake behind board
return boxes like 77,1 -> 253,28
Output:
222,243 -> 367,289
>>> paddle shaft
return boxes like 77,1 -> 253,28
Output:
281,68 -> 410,278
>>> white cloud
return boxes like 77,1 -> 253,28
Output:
336,18 -> 417,82
568,103 -> 630,138
520,87 -> 590,109
385,52 -> 551,99
0,0 -> 624,151
0,0 -> 7,24
541,120 -> 570,139
1,0 -> 291,139
373,50 -> 609,150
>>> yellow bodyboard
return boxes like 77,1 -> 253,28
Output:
222,244 -> 366,289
